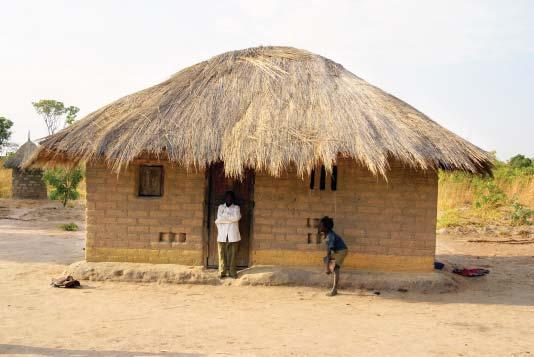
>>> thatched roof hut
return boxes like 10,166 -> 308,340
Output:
28,46 -> 492,178
4,138 -> 39,169
26,46 -> 494,272
4,138 -> 47,199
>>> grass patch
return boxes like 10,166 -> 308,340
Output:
437,207 -> 505,228
0,159 -> 12,198
59,222 -> 79,231
438,153 -> 533,227
437,209 -> 463,228
438,171 -> 533,211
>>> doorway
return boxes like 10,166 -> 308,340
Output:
206,162 -> 254,268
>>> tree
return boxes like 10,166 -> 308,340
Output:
32,100 -> 65,135
65,106 -> 80,126
509,154 -> 533,169
32,99 -> 80,134
0,116 -> 14,153
43,167 -> 84,207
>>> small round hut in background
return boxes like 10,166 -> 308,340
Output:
3,138 -> 47,199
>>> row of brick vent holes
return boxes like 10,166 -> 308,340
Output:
307,218 -> 325,244
159,232 -> 186,243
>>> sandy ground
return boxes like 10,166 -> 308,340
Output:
1,199 -> 534,356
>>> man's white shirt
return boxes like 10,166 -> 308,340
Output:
215,204 -> 241,242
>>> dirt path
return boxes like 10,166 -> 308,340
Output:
0,199 -> 533,356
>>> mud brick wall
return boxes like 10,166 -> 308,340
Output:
251,159 -> 437,272
85,162 -> 205,265
11,168 -> 48,199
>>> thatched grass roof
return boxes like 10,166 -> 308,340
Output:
27,46 -> 492,177
4,139 -> 38,169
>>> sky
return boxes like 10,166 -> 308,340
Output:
1,0 -> 533,160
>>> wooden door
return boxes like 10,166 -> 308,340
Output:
207,162 -> 254,268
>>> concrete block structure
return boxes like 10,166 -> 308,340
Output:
29,46 -> 492,272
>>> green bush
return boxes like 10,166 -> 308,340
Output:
59,223 -> 79,231
509,154 -> 533,169
492,155 -> 534,180
43,167 -> 84,207
472,179 -> 507,209
510,201 -> 532,226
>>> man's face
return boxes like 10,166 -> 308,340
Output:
318,221 -> 327,233
224,194 -> 234,206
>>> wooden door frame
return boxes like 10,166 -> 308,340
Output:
202,167 -> 212,268
203,163 -> 255,269
247,173 -> 255,267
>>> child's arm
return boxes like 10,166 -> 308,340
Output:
326,233 -> 335,258
324,234 -> 335,274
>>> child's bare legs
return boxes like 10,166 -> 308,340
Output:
327,265 -> 340,296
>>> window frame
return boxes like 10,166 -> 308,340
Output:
137,164 -> 164,198
330,165 -> 338,191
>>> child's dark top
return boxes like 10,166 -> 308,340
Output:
326,230 -> 348,253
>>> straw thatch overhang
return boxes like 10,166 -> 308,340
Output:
4,139 -> 39,169
26,46 -> 492,178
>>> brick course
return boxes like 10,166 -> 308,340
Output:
85,158 -> 438,271
250,159 -> 437,271
11,168 -> 47,199
85,162 -> 205,265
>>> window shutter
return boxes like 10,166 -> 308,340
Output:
139,165 -> 163,197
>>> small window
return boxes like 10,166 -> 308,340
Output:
139,165 -> 163,197
319,166 -> 326,190
309,165 -> 338,191
331,165 -> 338,191
309,168 -> 315,190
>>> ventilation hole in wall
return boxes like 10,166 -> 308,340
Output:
159,232 -> 167,242
309,168 -> 315,190
331,165 -> 338,191
178,233 -> 187,243
159,232 -> 176,243
319,165 -> 326,190
307,234 -> 313,244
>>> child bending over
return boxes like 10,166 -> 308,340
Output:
319,216 -> 348,297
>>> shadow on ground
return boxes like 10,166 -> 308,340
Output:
0,344 -> 202,357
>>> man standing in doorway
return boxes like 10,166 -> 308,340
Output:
215,191 -> 241,278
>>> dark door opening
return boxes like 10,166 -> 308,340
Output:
206,162 -> 254,268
